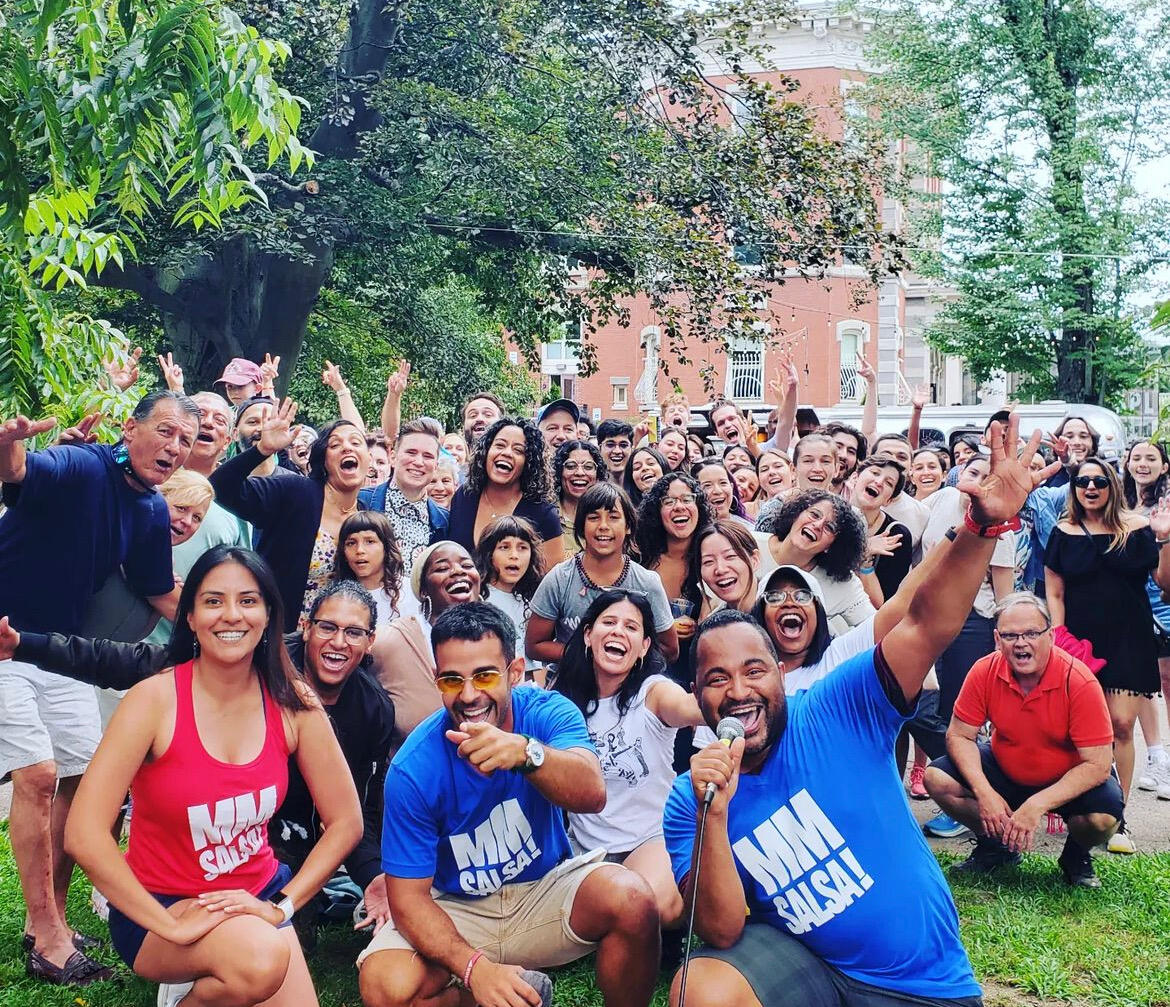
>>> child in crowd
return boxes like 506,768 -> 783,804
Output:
334,511 -> 409,626
475,515 -> 546,683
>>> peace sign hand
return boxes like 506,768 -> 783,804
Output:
256,398 -> 299,457
386,360 -> 411,398
260,354 -> 281,389
157,353 -> 185,393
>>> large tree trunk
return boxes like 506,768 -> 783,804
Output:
149,235 -> 335,394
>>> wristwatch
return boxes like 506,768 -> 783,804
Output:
517,735 -> 545,774
267,889 -> 295,924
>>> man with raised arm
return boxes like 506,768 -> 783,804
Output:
358,602 -> 659,1007
663,416 -> 1056,1007
0,392 -> 197,984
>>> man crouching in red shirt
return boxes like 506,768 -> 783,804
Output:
925,592 -> 1121,888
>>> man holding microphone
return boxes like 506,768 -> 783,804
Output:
663,415 -> 1056,1007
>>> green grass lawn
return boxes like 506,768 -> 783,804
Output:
2,826 -> 1168,1007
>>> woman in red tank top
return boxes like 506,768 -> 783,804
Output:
66,546 -> 362,1006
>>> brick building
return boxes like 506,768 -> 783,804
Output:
530,4 -> 954,425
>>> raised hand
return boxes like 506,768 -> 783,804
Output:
767,347 -> 798,399
0,415 -> 58,445
259,353 -> 281,390
867,528 -> 904,558
911,383 -> 931,410
1150,496 -> 1170,541
56,412 -> 103,446
256,398 -> 299,457
855,353 -> 876,383
104,346 -> 142,391
632,419 -> 651,444
157,352 -> 185,393
322,359 -> 348,393
0,616 -> 20,662
1044,432 -> 1071,464
386,359 -> 411,398
961,414 -> 1060,526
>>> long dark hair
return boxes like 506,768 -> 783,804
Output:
623,446 -> 669,508
334,511 -> 405,619
166,546 -> 308,711
464,416 -> 552,502
554,589 -> 660,717
475,515 -> 546,610
1122,439 -> 1169,510
636,471 -> 712,567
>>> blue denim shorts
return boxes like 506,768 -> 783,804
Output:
108,861 -> 292,968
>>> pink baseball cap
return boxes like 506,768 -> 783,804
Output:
215,357 -> 264,387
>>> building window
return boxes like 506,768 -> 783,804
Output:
612,382 -> 629,410
724,334 -> 765,402
836,320 -> 870,402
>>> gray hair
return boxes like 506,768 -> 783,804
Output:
993,592 -> 1051,627
190,391 -> 235,431
132,389 -> 201,424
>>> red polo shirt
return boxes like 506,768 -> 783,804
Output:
953,648 -> 1113,788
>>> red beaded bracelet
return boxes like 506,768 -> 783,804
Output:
463,950 -> 484,989
962,507 -> 1021,538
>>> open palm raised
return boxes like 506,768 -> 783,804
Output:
958,415 -> 1060,526
257,398 -> 300,456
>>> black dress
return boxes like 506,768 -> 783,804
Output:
1044,525 -> 1160,695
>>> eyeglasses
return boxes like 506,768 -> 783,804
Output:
434,670 -> 504,694
1073,475 -> 1110,489
997,629 -> 1049,643
562,461 -> 597,473
804,512 -> 839,535
763,589 -> 814,606
309,619 -> 373,643
663,493 -> 697,508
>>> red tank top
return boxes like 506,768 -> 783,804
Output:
125,660 -> 290,896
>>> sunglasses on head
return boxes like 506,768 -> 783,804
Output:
1073,475 -> 1110,489
434,670 -> 503,695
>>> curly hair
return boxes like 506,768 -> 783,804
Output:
333,511 -> 405,619
636,471 -> 712,567
756,489 -> 868,581
464,416 -> 552,503
553,439 -> 608,505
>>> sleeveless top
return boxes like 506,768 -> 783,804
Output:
125,660 -> 290,896
569,674 -> 677,854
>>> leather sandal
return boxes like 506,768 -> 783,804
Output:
23,931 -> 104,952
26,946 -> 114,985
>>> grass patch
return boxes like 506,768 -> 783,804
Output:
2,825 -> 1167,1007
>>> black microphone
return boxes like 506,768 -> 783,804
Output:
703,716 -> 746,806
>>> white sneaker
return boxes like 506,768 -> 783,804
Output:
90,887 -> 109,922
157,981 -> 195,1007
1137,755 -> 1158,791
1107,829 -> 1137,855
1153,757 -> 1170,800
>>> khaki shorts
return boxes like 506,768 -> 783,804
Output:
0,659 -> 101,781
357,849 -> 611,971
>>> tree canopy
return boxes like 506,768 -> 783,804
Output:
866,0 -> 1170,407
4,0 -> 899,422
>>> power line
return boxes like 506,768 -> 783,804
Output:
419,219 -> 1170,264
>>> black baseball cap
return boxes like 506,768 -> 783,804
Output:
538,398 -> 580,424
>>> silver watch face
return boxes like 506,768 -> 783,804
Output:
526,737 -> 545,768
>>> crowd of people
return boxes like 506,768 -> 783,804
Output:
1,348 -> 1169,1007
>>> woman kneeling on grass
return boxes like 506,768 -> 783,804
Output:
65,546 -> 363,1007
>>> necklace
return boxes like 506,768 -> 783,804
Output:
576,553 -> 630,596
326,484 -> 359,517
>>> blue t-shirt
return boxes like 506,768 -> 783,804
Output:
382,687 -> 595,897
663,648 -> 979,1000
0,444 -> 173,635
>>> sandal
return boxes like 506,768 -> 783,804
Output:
26,946 -> 113,985
23,931 -> 104,952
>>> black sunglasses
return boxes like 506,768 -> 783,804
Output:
1073,475 -> 1110,489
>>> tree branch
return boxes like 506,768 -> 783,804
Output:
88,262 -> 208,321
